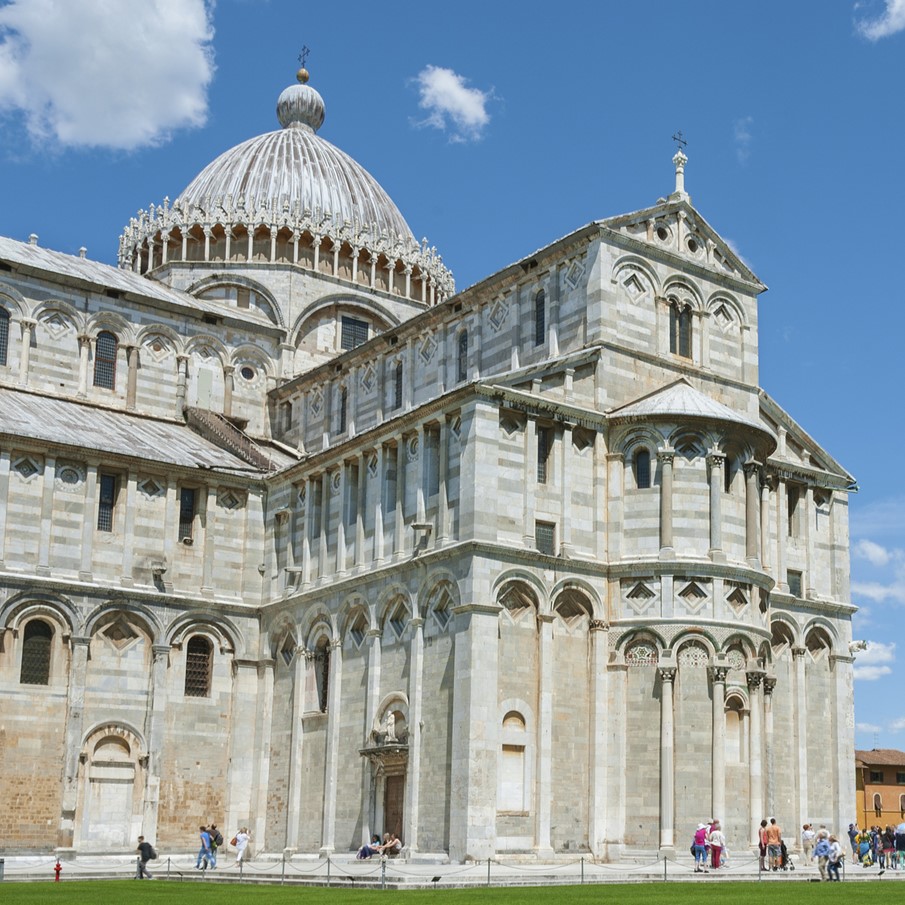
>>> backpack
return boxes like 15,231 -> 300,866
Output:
149,846 -> 158,861
212,829 -> 224,848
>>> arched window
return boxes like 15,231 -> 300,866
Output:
669,302 -> 692,358
457,330 -> 468,382
0,306 -> 9,366
184,635 -> 213,697
634,448 -> 651,489
874,792 -> 883,817
534,290 -> 546,347
20,619 -> 53,685
314,636 -> 330,712
93,331 -> 118,389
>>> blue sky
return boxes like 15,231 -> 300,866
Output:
1,0 -> 904,747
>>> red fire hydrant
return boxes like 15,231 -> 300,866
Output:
54,859 -> 63,882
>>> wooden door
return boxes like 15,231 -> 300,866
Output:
383,774 -> 405,839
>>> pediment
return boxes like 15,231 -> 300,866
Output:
601,199 -> 764,290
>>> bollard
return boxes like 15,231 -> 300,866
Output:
281,853 -> 286,885
381,856 -> 387,889
663,855 -> 667,882
581,856 -> 584,884
0,857 -> 4,881
54,860 -> 63,882
239,859 -> 244,882
327,855 -> 331,887
487,857 -> 491,887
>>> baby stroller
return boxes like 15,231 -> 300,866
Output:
780,840 -> 795,871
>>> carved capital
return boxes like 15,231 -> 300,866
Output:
710,666 -> 730,683
657,449 -> 675,466
746,670 -> 765,690
658,666 -> 677,683
589,619 -> 609,633
706,452 -> 725,468
763,676 -> 777,696
791,645 -> 807,659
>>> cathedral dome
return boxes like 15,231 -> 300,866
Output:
175,70 -> 414,242
118,68 -> 453,303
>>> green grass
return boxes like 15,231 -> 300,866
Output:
0,881 -> 862,905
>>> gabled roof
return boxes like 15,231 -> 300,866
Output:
600,197 -> 765,291
0,386 -> 264,473
608,377 -> 772,438
855,749 -> 905,767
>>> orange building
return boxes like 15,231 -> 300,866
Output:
855,749 -> 905,829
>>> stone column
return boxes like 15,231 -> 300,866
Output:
416,423 -> 427,523
120,469 -> 137,586
707,452 -> 724,560
37,454 -> 56,575
223,365 -> 235,418
58,636 -> 91,850
559,423 -> 573,556
125,345 -> 139,410
321,638 -> 343,854
523,418 -> 537,547
658,665 -> 677,851
393,439 -> 405,559
792,646 -> 808,831
658,449 -> 675,557
175,354 -> 189,416
607,661 -> 628,857
79,464 -> 98,581
200,485 -> 215,596
763,676 -> 776,818
535,613 -> 555,856
589,620 -> 609,857
831,654 -> 856,833
141,644 -> 170,841
710,665 -> 729,824
319,471 -> 329,579
355,453 -> 366,568
0,449 -> 11,569
438,418 -> 449,544
336,464 -> 347,575
406,617 -> 425,852
449,603 -> 500,862
776,479 -> 787,590
361,628 -> 382,843
745,462 -> 761,566
374,446 -> 385,563
286,646 -> 306,850
19,318 -> 36,387
77,332 -> 91,396
606,453 -> 623,562
252,659 -> 275,849
747,670 -> 765,842
301,479 -> 313,587
805,486 -> 816,596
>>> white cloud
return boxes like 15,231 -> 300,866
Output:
851,495 -> 905,541
891,716 -> 905,731
852,579 -> 905,604
856,0 -> 905,40
855,538 -> 893,566
855,640 -> 896,664
0,0 -> 215,150
854,664 -> 893,680
413,65 -> 491,143
733,115 -> 753,164
856,721 -> 884,733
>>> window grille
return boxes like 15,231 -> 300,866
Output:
457,330 -> 468,382
393,362 -> 403,410
97,473 -> 117,532
20,619 -> 52,685
340,315 -> 369,351
0,307 -> 9,366
537,427 -> 551,484
634,449 -> 651,489
534,290 -> 546,347
338,387 -> 347,434
535,520 -> 556,555
184,635 -> 212,697
179,487 -> 196,541
93,331 -> 118,389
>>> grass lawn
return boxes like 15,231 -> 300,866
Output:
0,881 -> 859,905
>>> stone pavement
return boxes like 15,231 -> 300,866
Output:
2,852 -> 904,887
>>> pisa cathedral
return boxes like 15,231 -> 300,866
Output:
0,67 -> 856,861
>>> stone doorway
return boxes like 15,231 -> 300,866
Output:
383,773 -> 405,838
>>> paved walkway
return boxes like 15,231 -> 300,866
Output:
2,851 -> 903,887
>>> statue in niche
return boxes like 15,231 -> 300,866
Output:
385,711 -> 396,743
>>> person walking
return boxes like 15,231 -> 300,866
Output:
234,827 -> 250,866
813,830 -> 831,881
801,823 -> 816,861
208,824 -> 223,869
827,835 -> 843,881
757,819 -> 768,871
195,825 -> 213,870
135,836 -> 155,879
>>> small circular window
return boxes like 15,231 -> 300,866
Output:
656,226 -> 669,241
60,467 -> 81,485
687,237 -> 699,254
239,365 -> 256,381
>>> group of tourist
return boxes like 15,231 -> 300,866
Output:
195,823 -> 250,870
847,823 -> 905,869
356,831 -> 402,859
691,819 -> 727,872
